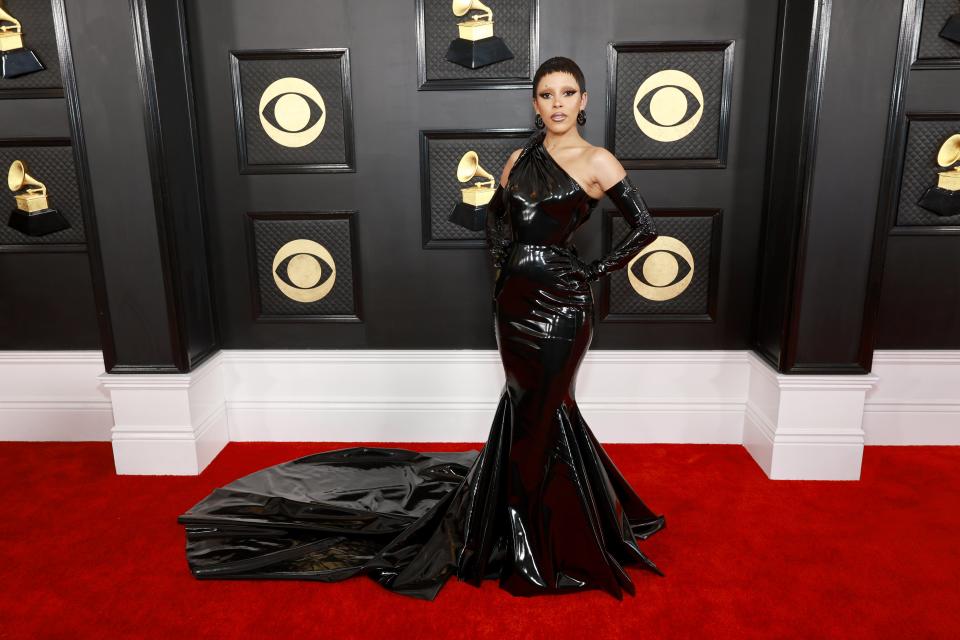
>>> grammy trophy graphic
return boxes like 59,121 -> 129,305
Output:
448,149 -> 498,231
445,0 -> 514,69
7,159 -> 69,236
917,133 -> 960,218
0,3 -> 44,79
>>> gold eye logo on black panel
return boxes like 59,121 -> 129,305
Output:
633,70 -> 704,142
258,77 -> 326,148
272,239 -> 336,302
626,236 -> 694,301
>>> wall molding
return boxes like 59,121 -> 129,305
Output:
0,351 -> 112,440
2,349 -> 957,474
221,349 -> 750,444
862,350 -> 960,444
51,0 -> 116,366
743,351 -> 878,480
100,351 -> 227,474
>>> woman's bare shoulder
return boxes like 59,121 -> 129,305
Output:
499,147 -> 524,188
587,144 -> 627,190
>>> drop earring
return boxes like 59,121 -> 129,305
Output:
534,113 -> 544,129
577,110 -> 586,125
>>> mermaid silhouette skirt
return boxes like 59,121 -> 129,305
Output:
178,131 -> 665,600
177,254 -> 665,600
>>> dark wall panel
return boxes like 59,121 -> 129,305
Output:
872,0 -> 960,349
794,0 -> 902,365
0,1 -> 99,351
0,99 -> 70,135
63,0 -> 173,366
0,251 -> 100,348
877,237 -> 960,346
186,0 -> 779,349
752,0 -> 818,367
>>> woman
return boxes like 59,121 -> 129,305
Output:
178,57 -> 665,601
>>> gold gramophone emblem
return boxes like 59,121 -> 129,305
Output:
445,0 -> 514,69
447,149 -> 498,231
935,134 -> 960,191
456,150 -> 496,205
7,159 -> 70,235
0,4 -> 45,79
9,159 -> 49,212
916,133 -> 960,218
0,6 -> 24,50
453,0 -> 494,40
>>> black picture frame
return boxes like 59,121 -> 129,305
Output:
909,0 -> 960,69
605,41 -> 735,169
0,136 -> 87,250
415,0 -> 539,91
878,111 -> 960,235
244,211 -> 363,323
0,0 -> 64,99
419,127 -> 532,249
597,208 -> 723,322
229,48 -> 356,174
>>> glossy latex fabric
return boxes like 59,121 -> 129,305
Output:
179,130 -> 665,601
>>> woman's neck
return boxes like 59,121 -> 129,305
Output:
543,128 -> 586,150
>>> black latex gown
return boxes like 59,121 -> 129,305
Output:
178,130 -> 665,601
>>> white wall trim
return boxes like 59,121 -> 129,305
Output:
1,348 -> 957,476
221,349 -> 750,444
863,350 -> 960,445
0,351 -> 112,440
100,353 -> 228,475
742,352 -> 879,480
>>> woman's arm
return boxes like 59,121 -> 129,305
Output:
485,148 -> 522,268
580,148 -> 658,280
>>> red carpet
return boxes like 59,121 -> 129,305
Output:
1,441 -> 958,639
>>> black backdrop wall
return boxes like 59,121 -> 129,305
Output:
0,0 -> 100,349
185,0 -> 777,350
1,0 -> 958,370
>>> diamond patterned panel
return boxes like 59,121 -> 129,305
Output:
0,0 -> 62,92
917,0 -> 960,61
251,215 -> 358,318
425,135 -> 526,242
423,0 -> 532,80
237,55 -> 347,167
614,48 -> 726,160
896,118 -> 960,226
606,212 -> 715,315
0,142 -> 84,244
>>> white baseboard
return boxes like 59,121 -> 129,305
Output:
0,352 -> 113,440
1,349 -> 957,477
100,353 -> 228,475
742,352 -> 878,480
863,351 -> 960,445
222,349 -> 749,444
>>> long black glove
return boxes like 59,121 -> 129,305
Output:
485,183 -> 511,269
576,175 -> 657,281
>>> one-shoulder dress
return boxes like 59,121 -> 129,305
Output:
178,129 -> 666,601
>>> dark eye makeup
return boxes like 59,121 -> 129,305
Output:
539,90 -> 577,98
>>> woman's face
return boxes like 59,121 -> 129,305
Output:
533,71 -> 587,132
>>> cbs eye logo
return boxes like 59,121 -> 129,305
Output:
258,77 -> 326,148
626,236 -> 694,301
633,70 -> 704,143
272,239 -> 336,303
